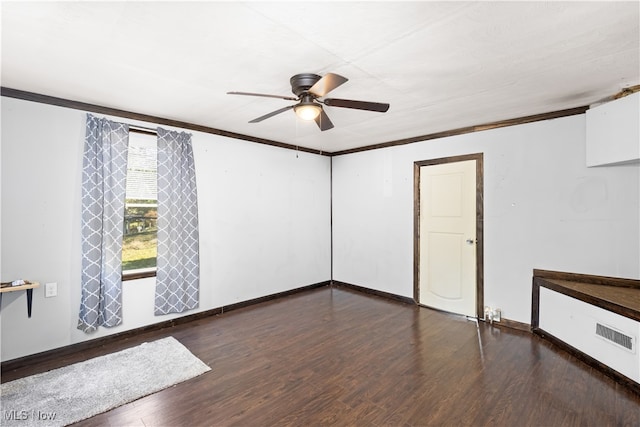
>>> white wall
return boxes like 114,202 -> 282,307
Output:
2,98 -> 638,360
0,97 -> 331,361
332,115 -> 640,324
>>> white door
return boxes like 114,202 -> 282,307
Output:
419,160 -> 477,317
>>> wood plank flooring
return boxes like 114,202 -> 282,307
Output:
3,286 -> 639,426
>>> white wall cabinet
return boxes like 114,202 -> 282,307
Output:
586,92 -> 639,167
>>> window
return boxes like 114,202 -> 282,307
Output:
122,130 -> 157,278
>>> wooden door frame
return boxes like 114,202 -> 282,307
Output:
414,153 -> 484,318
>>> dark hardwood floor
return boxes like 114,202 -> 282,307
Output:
3,286 -> 639,426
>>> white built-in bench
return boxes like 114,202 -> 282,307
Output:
532,269 -> 640,394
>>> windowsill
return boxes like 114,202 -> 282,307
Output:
122,267 -> 157,281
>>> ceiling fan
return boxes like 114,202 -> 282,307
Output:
228,73 -> 390,131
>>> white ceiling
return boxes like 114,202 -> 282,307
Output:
2,1 -> 638,153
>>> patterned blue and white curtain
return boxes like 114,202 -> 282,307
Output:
78,114 -> 129,332
155,128 -> 200,315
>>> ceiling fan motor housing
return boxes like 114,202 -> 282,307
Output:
290,73 -> 321,97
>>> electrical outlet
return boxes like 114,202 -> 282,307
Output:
484,306 -> 501,323
44,282 -> 57,298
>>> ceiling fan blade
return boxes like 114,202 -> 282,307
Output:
314,109 -> 334,131
249,105 -> 295,123
228,91 -> 298,101
309,73 -> 348,97
323,98 -> 390,112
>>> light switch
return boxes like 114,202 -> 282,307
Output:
45,282 -> 57,298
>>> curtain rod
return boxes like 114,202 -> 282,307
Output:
129,124 -> 191,137
129,124 -> 157,135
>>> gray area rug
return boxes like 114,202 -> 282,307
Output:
1,336 -> 210,426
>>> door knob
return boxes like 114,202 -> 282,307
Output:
466,238 -> 475,245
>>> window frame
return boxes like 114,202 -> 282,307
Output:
122,127 -> 158,282
122,268 -> 156,281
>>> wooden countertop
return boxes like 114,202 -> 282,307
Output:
534,272 -> 640,323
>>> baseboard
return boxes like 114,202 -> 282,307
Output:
331,280 -> 415,305
220,281 -> 331,313
1,280 -> 330,373
331,281 -> 534,334
480,317 -> 531,332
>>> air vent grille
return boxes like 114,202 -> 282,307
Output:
595,323 -> 634,351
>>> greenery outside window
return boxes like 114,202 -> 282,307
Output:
122,130 -> 157,279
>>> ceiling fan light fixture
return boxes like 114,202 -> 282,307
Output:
294,102 -> 321,121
